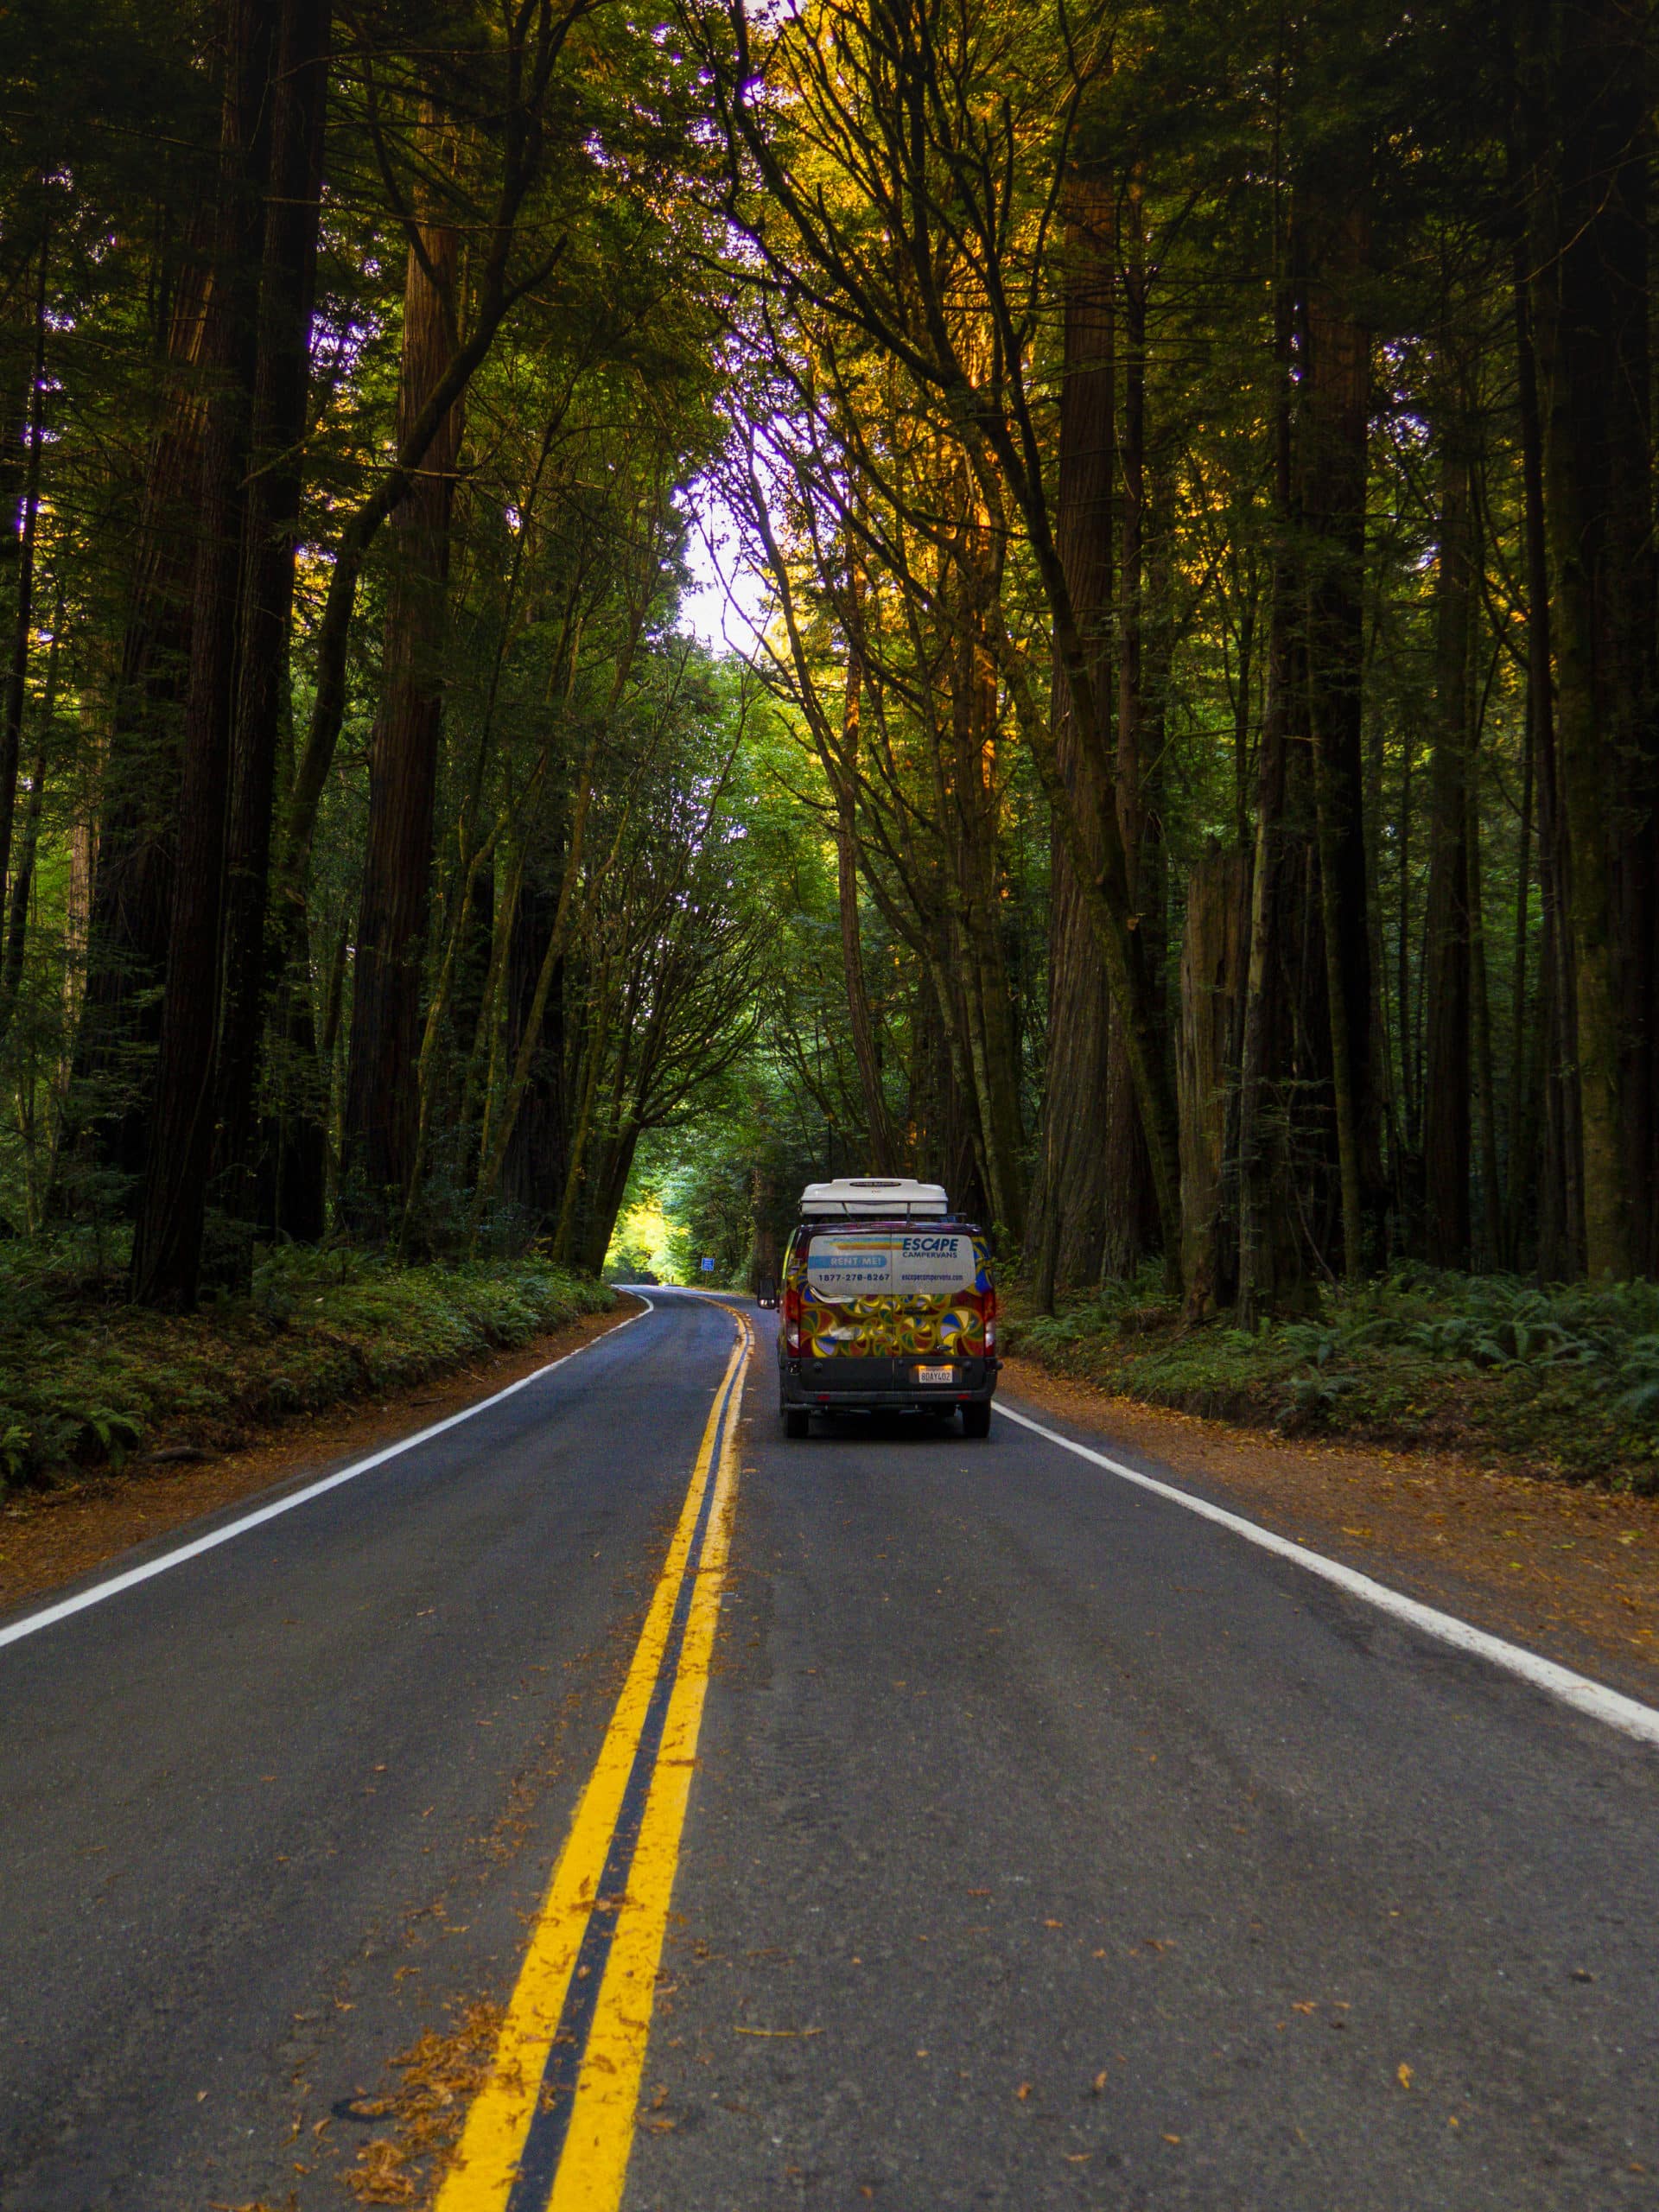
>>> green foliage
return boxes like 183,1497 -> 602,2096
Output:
602,1239 -> 654,1285
0,1241 -> 612,1496
1007,1269 -> 1659,1490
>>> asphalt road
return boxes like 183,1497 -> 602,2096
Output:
3,1289 -> 1657,2210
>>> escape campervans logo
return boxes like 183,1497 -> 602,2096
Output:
893,1233 -> 976,1294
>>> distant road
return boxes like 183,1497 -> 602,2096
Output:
3,1290 -> 1656,2209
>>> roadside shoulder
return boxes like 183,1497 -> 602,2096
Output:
0,1299 -> 644,1622
1000,1353 -> 1659,1708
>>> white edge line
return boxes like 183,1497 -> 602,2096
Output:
0,1294 -> 656,1656
994,1399 -> 1659,1751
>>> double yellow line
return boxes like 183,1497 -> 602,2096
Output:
435,1312 -> 750,2212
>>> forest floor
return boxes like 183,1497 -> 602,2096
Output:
1006,1266 -> 1659,1491
1001,1351 -> 1659,1707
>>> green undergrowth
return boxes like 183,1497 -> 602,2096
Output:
0,1236 -> 613,1494
1004,1266 -> 1659,1491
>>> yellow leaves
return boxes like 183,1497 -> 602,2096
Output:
1396,2063 -> 1414,2091
345,2139 -> 416,2205
1015,2082 -> 1033,2101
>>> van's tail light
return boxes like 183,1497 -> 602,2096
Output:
982,1285 -> 998,1355
783,1283 -> 802,1356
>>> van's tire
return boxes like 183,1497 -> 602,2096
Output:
784,1408 -> 810,1439
960,1401 -> 993,1439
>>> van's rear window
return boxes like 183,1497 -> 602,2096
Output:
806,1230 -> 979,1300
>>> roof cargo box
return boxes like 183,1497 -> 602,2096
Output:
797,1178 -> 950,1219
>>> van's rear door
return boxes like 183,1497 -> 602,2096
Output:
797,1228 -> 988,1389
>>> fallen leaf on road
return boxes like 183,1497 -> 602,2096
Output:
1016,2082 -> 1033,2101
1091,2072 -> 1108,2094
1163,2133 -> 1182,2145
345,2139 -> 415,2204
1397,2063 -> 1414,2090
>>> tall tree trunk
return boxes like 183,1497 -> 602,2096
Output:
68,214 -> 215,1202
1179,842 -> 1249,1317
1295,188 -> 1378,1274
1468,728 -> 1503,1268
0,609 -> 60,1046
1103,180 -> 1152,1283
499,875 -> 569,1228
0,218 -> 49,906
264,964 -> 328,1242
342,192 -> 463,1231
1236,280 -> 1296,1326
131,0 -> 274,1306
831,643 -> 900,1172
1504,715 -> 1535,1267
1512,219 -> 1582,1277
212,0 -> 330,1234
941,471 -> 1024,1247
747,1130 -> 779,1297
1522,0 -> 1653,1277
1029,170 -> 1115,1305
1422,434 -> 1473,1269
1396,728 -> 1416,1163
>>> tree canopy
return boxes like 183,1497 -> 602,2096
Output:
0,0 -> 1653,1310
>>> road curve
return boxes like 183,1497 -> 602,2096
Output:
2,1288 -> 1656,2211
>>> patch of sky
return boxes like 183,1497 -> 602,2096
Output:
675,479 -> 772,653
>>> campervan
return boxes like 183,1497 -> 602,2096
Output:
776,1179 -> 999,1438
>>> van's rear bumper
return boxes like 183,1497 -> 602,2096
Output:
779,1354 -> 999,1408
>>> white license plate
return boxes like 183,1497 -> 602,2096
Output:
914,1364 -> 953,1385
